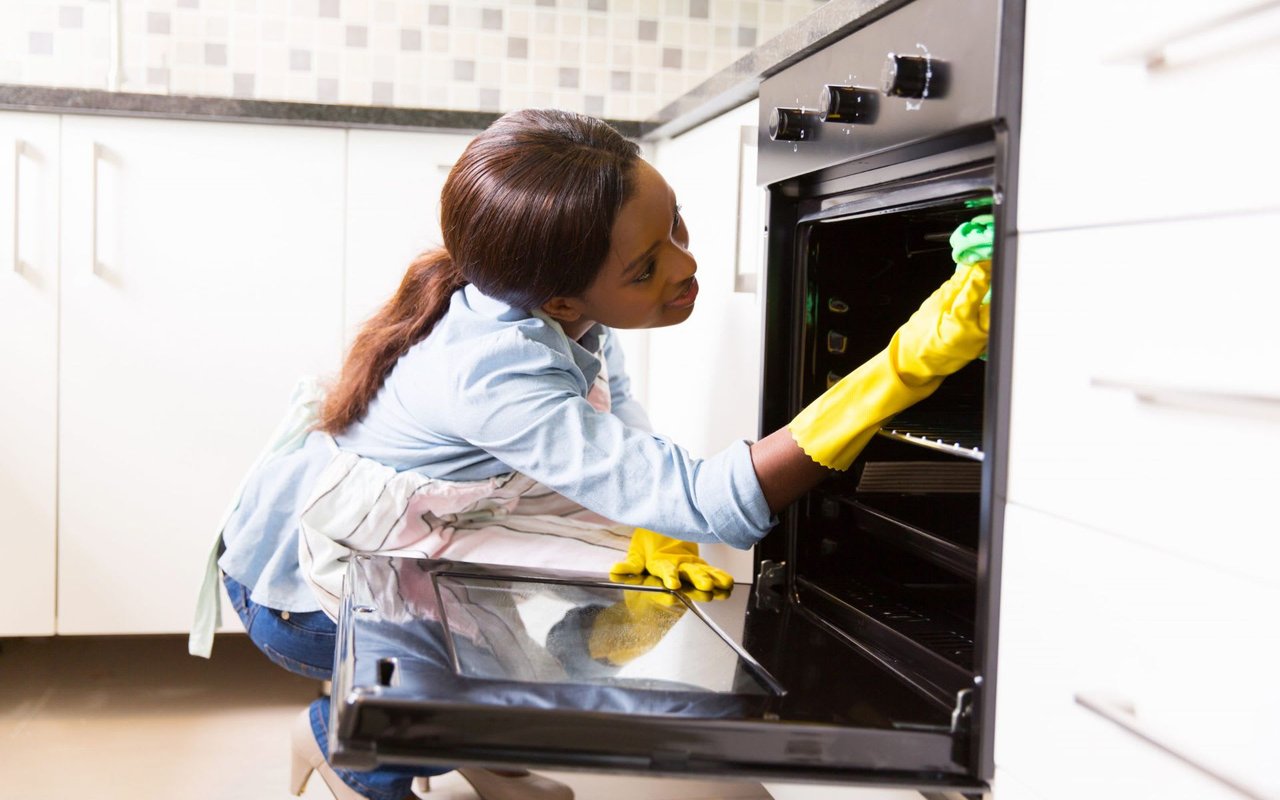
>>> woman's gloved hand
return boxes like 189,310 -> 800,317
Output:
610,528 -> 735,592
788,215 -> 993,471
587,575 -> 729,666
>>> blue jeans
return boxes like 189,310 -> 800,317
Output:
223,573 -> 444,800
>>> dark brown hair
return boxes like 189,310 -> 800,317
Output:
319,109 -> 641,433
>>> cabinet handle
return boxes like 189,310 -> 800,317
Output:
90,141 -> 101,276
1091,377 -> 1280,419
733,124 -> 759,294
11,138 -> 23,274
1074,692 -> 1269,800
1113,0 -> 1280,70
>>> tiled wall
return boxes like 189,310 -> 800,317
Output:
2,0 -> 825,119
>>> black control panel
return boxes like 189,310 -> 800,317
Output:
757,0 -> 1000,186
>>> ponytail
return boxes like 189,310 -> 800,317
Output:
320,108 -> 640,434
318,248 -> 466,434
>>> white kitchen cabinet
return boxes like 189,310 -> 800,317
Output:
1000,3 -> 1280,796
1018,0 -> 1280,232
647,100 -> 762,583
0,111 -> 59,636
56,115 -> 346,633
343,128 -> 471,344
996,503 -> 1280,800
1006,216 -> 1280,586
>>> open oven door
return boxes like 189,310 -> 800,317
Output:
328,554 -> 987,794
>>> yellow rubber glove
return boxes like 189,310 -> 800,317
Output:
587,575 -> 729,666
789,252 -> 992,471
610,528 -> 735,592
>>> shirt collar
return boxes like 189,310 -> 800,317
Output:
463,283 -> 527,322
463,284 -> 607,382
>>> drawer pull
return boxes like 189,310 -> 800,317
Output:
1115,0 -> 1280,71
1074,692 -> 1270,800
1091,377 -> 1280,420
11,138 -> 23,274
90,141 -> 102,276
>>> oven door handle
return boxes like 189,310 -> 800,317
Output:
1090,377 -> 1280,421
1074,692 -> 1269,800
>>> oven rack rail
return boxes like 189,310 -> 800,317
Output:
795,573 -> 976,705
853,501 -> 977,581
835,496 -> 978,581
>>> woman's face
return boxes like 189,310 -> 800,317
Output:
544,160 -> 697,334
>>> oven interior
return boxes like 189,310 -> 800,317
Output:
778,192 -> 992,707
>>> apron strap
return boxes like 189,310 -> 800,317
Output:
188,377 -> 327,658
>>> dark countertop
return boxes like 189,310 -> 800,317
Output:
0,0 -> 897,141
0,84 -> 544,136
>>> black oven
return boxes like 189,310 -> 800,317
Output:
755,0 -> 1021,783
328,0 -> 1022,794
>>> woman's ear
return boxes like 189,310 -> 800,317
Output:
540,296 -> 585,323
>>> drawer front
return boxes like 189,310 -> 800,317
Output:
1006,217 -> 1280,584
996,504 -> 1280,800
1018,0 -> 1280,231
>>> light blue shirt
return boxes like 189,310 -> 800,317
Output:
220,284 -> 775,612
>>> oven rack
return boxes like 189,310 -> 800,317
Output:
877,418 -> 984,461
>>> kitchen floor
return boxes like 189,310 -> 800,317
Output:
0,634 -> 780,800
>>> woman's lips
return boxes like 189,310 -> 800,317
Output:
667,276 -> 699,309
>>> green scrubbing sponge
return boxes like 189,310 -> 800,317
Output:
951,213 -> 995,266
951,212 -> 994,304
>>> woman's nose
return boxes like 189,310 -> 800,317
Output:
670,248 -> 696,281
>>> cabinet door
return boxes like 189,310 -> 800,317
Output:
1018,0 -> 1280,231
0,112 -> 59,636
57,115 -> 345,634
997,503 -> 1280,800
648,101 -> 762,583
343,128 -> 471,344
1006,216 -> 1280,585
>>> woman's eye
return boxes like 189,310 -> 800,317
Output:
633,261 -> 654,283
672,204 -> 683,232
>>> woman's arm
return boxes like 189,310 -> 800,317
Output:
748,429 -> 833,513
750,254 -> 993,512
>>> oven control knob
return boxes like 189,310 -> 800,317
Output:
819,85 -> 878,124
768,107 -> 820,141
881,53 -> 947,98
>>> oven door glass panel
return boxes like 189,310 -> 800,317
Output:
331,555 -> 981,791
433,572 -> 778,695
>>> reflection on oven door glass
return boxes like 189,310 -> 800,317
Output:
434,575 -> 773,695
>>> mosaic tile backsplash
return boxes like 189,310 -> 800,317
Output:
3,0 -> 826,119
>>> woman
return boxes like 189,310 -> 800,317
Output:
197,108 -> 992,800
